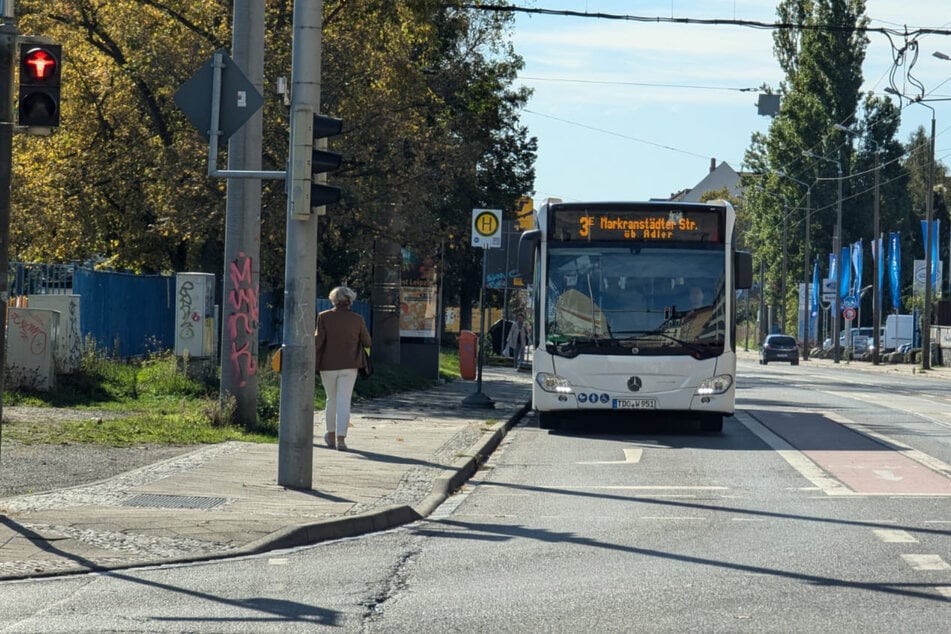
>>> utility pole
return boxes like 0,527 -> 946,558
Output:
278,0 -> 323,489
219,0 -> 265,428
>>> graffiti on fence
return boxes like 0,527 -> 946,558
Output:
226,253 -> 259,386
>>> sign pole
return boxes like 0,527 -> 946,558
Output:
463,245 -> 495,408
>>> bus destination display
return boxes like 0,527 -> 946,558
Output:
551,208 -> 723,243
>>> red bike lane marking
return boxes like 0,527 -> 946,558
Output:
754,410 -> 951,495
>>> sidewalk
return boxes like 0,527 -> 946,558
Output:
0,366 -> 532,581
737,346 -> 951,379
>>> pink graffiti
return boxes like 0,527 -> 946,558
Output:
10,310 -> 48,355
226,253 -> 260,383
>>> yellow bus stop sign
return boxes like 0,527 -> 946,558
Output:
471,208 -> 502,248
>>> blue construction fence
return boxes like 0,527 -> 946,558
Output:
9,263 -> 371,359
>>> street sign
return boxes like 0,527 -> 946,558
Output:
471,208 -> 502,248
822,278 -> 835,304
843,307 -> 856,321
842,295 -> 858,309
174,50 -> 264,145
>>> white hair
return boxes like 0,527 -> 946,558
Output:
329,286 -> 357,307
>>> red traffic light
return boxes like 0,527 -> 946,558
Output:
21,47 -> 59,82
19,43 -> 63,128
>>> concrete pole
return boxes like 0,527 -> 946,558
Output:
219,0 -> 265,428
803,188 -> 811,360
872,150 -> 881,365
833,157 -> 843,363
922,114 -> 936,370
278,0 -> 322,489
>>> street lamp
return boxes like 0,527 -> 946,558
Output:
803,149 -> 844,363
885,86 -> 936,369
777,171 -> 814,360
834,123 -> 883,364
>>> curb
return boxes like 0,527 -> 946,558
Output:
237,399 -> 532,555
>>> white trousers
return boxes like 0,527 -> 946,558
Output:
320,368 -> 359,437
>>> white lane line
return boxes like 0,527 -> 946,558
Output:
873,529 -> 918,543
734,411 -> 854,496
554,486 -> 727,490
901,554 -> 951,571
268,558 -> 290,565
640,516 -> 705,521
937,587 -> 951,599
577,447 -> 644,465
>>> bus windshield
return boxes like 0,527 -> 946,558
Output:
545,245 -> 726,357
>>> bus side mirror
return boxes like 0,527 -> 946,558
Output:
518,229 -> 541,279
735,251 -> 753,290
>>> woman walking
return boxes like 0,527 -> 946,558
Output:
315,286 -> 372,451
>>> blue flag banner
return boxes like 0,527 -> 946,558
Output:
840,245 -> 851,301
920,219 -> 940,286
829,252 -> 836,286
888,232 -> 901,311
851,240 -> 863,297
811,258 -> 820,319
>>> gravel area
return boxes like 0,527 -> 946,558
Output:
0,407 -> 201,498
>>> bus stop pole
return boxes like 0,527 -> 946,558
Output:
463,245 -> 495,408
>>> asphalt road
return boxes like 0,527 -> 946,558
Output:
1,359 -> 949,632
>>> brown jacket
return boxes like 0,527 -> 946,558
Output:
315,307 -> 372,371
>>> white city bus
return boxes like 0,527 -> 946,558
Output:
518,199 -> 753,432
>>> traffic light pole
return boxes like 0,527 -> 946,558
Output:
0,17 -> 14,460
278,0 -> 324,489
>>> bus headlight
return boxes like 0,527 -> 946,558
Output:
537,372 -> 573,393
696,374 -> 733,395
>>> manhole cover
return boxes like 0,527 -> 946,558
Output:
122,494 -> 227,510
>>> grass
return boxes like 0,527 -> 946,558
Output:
2,345 -> 462,447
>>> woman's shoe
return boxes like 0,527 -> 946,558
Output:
336,437 -> 347,451
324,432 -> 335,448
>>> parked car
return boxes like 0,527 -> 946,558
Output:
760,334 -> 800,365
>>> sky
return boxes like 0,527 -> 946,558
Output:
509,1 -> 951,204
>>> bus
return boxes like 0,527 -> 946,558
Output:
517,199 -> 753,432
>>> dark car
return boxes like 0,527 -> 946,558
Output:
760,334 -> 799,365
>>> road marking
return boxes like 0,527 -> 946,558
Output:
640,516 -> 705,521
901,554 -> 951,571
873,529 -> 917,543
577,448 -> 643,465
555,485 -> 727,490
937,587 -> 951,599
873,470 -> 903,482
268,558 -> 289,565
734,411 -> 854,496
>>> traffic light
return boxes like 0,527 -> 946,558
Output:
310,114 -> 342,210
18,42 -> 61,128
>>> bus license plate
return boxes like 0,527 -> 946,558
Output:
613,398 -> 656,410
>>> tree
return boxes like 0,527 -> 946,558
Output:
10,0 -> 536,319
743,0 -> 872,335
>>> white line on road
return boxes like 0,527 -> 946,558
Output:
873,529 -> 918,543
577,448 -> 643,465
554,486 -> 727,490
734,411 -> 854,496
901,554 -> 951,571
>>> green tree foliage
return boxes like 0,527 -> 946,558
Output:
744,0 -> 878,334
11,0 -> 536,311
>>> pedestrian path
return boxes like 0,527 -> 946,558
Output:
0,366 -> 532,581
